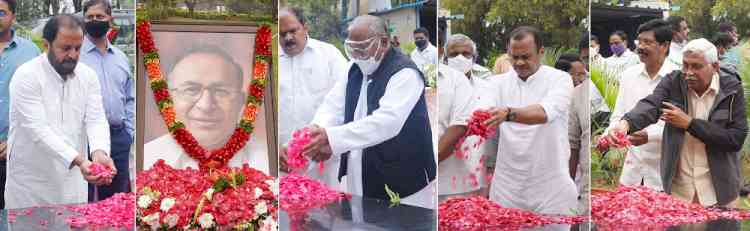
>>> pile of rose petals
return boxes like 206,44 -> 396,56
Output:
66,193 -> 135,229
89,162 -> 115,179
596,131 -> 631,153
439,196 -> 587,231
136,160 -> 278,229
287,128 -> 312,171
592,186 -> 750,229
280,174 -> 350,214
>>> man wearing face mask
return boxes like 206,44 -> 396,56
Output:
606,38 -> 747,208
481,26 -> 577,218
604,30 -> 640,73
278,7 -> 348,189
410,27 -> 437,72
302,15 -> 436,208
667,16 -> 690,68
78,0 -> 133,202
435,28 -> 480,201
445,34 -> 493,94
606,19 -> 678,192
5,14 -> 114,209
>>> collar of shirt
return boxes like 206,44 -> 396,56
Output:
670,41 -> 685,52
280,36 -> 317,58
690,72 -> 720,98
418,43 -> 436,54
3,29 -> 21,51
513,65 -> 547,85
469,64 -> 492,79
41,53 -> 76,82
637,60 -> 678,80
82,36 -> 113,55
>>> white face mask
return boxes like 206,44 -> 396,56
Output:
447,55 -> 473,74
346,37 -> 384,76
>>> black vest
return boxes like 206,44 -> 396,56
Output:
339,47 -> 436,199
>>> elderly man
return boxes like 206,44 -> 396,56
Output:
0,0 -> 41,209
445,34 -> 493,90
436,29 -> 478,201
482,26 -> 577,215
278,7 -> 348,188
607,38 -> 747,207
302,15 -> 436,208
143,47 -> 269,174
607,19 -> 679,191
5,14 -> 114,209
667,16 -> 690,67
410,27 -> 437,72
79,0 -> 134,201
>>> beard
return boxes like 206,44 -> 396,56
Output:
48,50 -> 78,77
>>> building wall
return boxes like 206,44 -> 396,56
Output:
380,8 -> 419,46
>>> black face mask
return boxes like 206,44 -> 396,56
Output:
85,20 -> 110,38
415,39 -> 427,49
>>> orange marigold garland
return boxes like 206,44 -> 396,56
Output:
137,19 -> 271,170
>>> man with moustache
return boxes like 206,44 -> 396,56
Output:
482,26 -> 577,217
0,0 -> 41,209
606,19 -> 679,191
79,0 -> 134,201
5,14 -> 115,209
277,7 -> 348,189
607,38 -> 747,207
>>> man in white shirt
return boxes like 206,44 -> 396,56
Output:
436,30 -> 478,201
277,7 -> 348,188
604,30 -> 640,73
302,15 -> 436,209
667,16 -> 690,68
444,33 -> 494,194
482,26 -> 577,216
5,15 -> 114,209
410,27 -> 437,72
608,19 -> 678,191
143,46 -> 269,174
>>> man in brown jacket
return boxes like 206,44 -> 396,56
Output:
607,38 -> 747,207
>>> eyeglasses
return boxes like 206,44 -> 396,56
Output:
170,85 -> 241,103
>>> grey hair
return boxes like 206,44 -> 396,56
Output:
446,33 -> 476,54
349,15 -> 389,38
683,38 -> 719,64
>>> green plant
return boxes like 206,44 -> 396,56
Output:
589,63 -> 620,111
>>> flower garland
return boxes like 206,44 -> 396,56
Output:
136,18 -> 272,170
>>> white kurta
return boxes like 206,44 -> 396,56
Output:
312,67 -> 436,209
143,134 -> 269,174
410,44 -> 438,71
279,38 -> 349,188
668,41 -> 685,68
5,55 -> 110,209
604,49 -> 640,74
437,64 -> 478,195
485,65 -> 577,215
607,62 -> 678,190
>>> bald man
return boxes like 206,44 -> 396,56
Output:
302,15 -> 436,208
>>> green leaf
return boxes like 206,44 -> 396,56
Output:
213,177 -> 229,192
384,184 -> 400,207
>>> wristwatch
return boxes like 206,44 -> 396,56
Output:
506,108 -> 516,122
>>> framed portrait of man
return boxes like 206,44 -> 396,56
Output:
136,22 -> 278,176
